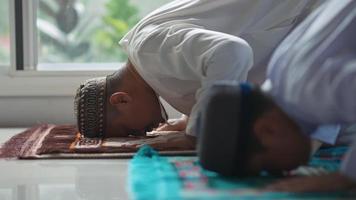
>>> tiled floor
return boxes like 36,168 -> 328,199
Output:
0,128 -> 130,200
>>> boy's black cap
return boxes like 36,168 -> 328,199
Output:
197,82 -> 256,177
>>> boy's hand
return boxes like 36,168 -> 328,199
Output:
140,132 -> 196,150
120,131 -> 196,151
155,115 -> 188,132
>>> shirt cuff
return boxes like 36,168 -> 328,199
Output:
310,124 -> 341,145
186,115 -> 197,136
340,141 -> 356,182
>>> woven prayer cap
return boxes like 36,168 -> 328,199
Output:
74,77 -> 107,138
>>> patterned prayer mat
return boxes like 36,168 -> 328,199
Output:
0,124 -> 195,159
129,146 -> 356,200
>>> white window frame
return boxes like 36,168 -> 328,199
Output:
0,0 -> 118,97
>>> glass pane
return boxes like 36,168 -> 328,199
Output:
37,0 -> 172,67
0,0 -> 10,65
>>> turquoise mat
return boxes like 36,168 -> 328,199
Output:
128,145 -> 355,200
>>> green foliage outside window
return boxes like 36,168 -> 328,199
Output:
0,2 -> 9,35
0,0 -> 10,63
38,0 -> 139,63
36,0 -> 171,64
94,0 -> 139,62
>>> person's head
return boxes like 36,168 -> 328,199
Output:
74,60 -> 167,138
245,87 -> 311,175
197,82 -> 311,177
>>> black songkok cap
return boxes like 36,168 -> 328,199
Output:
74,77 -> 107,138
197,82 -> 254,177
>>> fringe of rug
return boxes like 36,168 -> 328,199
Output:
0,124 -> 50,158
1,124 -> 196,159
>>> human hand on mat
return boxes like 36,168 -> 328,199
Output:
145,133 -> 196,150
264,173 -> 356,192
121,132 -> 196,150
155,115 -> 188,132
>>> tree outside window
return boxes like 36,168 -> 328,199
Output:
0,0 -> 10,65
37,0 -> 171,65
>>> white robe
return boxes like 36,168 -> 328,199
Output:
266,0 -> 356,181
119,0 -> 320,135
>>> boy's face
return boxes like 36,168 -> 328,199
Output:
105,91 -> 166,138
246,108 -> 311,175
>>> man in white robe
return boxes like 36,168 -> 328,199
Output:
243,0 -> 356,191
74,0 -> 321,140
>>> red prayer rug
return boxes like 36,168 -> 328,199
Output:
0,124 -> 195,159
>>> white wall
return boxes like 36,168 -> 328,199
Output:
0,67 -> 181,127
0,95 -> 181,127
0,96 -> 75,127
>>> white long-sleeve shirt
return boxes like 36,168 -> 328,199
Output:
266,0 -> 356,181
119,0 -> 319,136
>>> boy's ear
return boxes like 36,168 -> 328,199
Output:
252,109 -> 283,146
109,92 -> 132,107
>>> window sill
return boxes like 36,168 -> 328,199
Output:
37,62 -> 120,71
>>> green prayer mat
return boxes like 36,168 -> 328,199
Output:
128,145 -> 355,200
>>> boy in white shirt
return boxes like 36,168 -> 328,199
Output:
198,0 -> 356,192
74,0 -> 318,144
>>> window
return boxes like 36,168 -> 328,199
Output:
0,0 -> 172,96
17,0 -> 172,71
0,0 -> 179,125
0,0 -> 10,65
